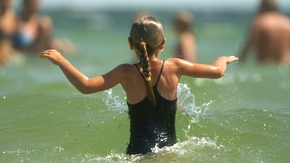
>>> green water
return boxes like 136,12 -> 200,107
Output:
0,10 -> 290,163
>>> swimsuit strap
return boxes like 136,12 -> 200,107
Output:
134,64 -> 146,81
134,60 -> 165,85
155,60 -> 165,86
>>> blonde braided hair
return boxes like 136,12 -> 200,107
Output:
129,16 -> 165,106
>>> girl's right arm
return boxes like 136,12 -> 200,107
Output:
40,49 -> 124,94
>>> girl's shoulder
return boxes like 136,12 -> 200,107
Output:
164,58 -> 195,73
165,57 -> 179,63
115,63 -> 137,73
164,58 -> 185,70
165,57 -> 191,65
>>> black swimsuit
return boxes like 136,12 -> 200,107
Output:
126,60 -> 178,155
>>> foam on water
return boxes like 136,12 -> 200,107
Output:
78,135 -> 223,163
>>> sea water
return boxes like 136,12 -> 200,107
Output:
0,9 -> 290,163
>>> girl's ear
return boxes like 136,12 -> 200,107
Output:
159,38 -> 166,50
128,37 -> 134,50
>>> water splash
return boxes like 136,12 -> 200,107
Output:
102,83 -> 212,116
102,84 -> 213,133
102,83 -> 214,137
177,83 -> 212,116
101,84 -> 218,159
102,89 -> 127,114
176,83 -> 215,151
82,136 -> 223,163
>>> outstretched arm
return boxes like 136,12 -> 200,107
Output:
176,56 -> 238,79
40,49 -> 122,94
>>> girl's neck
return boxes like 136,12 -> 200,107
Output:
137,56 -> 160,64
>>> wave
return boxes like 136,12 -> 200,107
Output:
1,87 -> 289,162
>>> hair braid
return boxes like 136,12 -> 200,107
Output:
140,42 -> 150,78
130,16 -> 165,106
139,42 -> 156,106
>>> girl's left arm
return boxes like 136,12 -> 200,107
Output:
175,56 -> 238,79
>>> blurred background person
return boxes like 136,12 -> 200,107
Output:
172,11 -> 196,62
239,0 -> 290,65
0,0 -> 17,65
13,0 -> 52,54
13,0 -> 76,55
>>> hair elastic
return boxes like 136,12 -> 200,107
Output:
145,77 -> 151,81
140,42 -> 146,46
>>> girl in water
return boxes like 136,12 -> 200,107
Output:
40,15 -> 238,155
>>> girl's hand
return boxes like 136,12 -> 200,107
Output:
226,56 -> 239,64
39,49 -> 63,65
